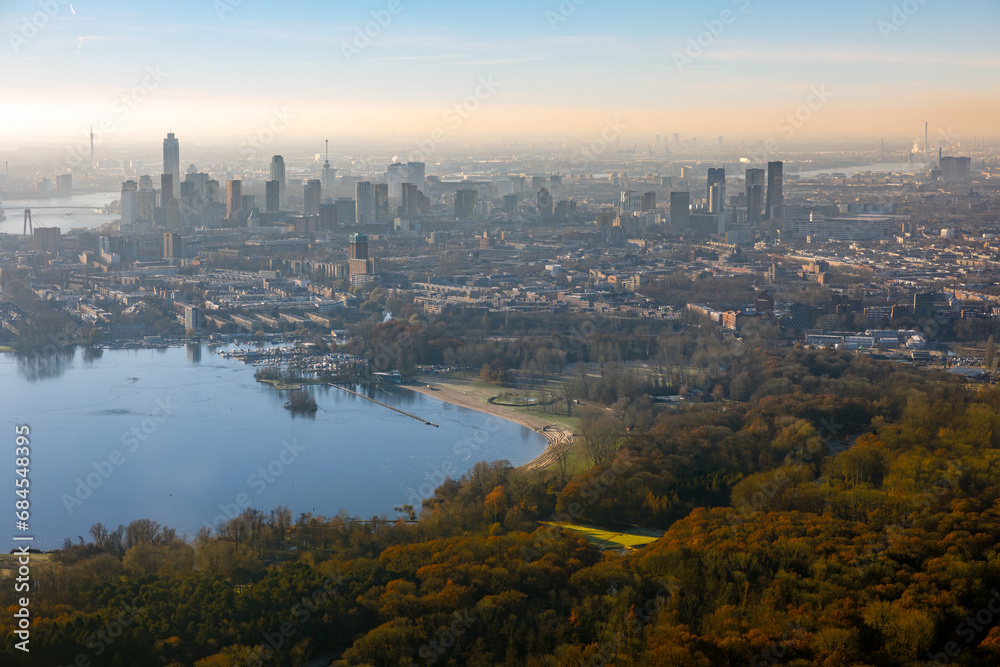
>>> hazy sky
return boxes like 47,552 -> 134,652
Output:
1,0 -> 998,147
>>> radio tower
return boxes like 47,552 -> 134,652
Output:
322,140 -> 333,191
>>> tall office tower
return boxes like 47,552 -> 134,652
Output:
408,161 -> 426,193
90,126 -> 95,164
184,306 -> 202,332
319,203 -> 337,230
374,183 -> 390,222
335,197 -> 356,225
940,156 -> 972,182
537,188 -> 554,218
137,190 -> 155,222
348,233 -> 369,277
641,192 -> 657,212
670,191 -> 691,230
270,156 -> 286,208
707,168 -> 726,214
550,174 -> 563,196
163,232 -> 183,259
455,190 -> 479,219
387,162 -> 408,198
503,194 -> 518,214
163,132 -> 180,199
206,180 -> 220,205
356,181 -> 375,224
745,168 -> 765,225
350,232 -> 368,259
401,183 -> 420,219
226,180 -> 242,218
914,292 -> 935,318
532,176 -> 547,192
619,190 -> 641,215
766,161 -> 784,222
184,172 -> 209,200
160,174 -> 174,206
304,179 -> 322,215
121,180 -> 139,227
139,174 -> 153,191
265,180 -> 280,212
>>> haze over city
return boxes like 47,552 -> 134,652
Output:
4,1 -> 1000,666
2,0 -> 1000,146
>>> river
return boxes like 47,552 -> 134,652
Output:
0,191 -> 120,233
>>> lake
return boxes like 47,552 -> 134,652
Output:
0,345 -> 545,550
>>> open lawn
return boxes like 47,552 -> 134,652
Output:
540,522 -> 662,551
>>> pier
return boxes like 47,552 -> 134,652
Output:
330,384 -> 440,427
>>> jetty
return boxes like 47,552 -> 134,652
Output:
330,384 -> 440,427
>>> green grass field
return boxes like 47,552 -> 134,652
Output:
540,522 -> 662,550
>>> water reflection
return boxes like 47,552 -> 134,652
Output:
16,347 -> 76,382
83,346 -> 104,363
186,343 -> 202,363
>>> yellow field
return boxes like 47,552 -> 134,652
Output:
540,522 -> 662,550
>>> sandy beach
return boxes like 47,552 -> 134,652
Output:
401,379 -> 575,471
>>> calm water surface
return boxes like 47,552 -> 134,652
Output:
0,345 -> 544,550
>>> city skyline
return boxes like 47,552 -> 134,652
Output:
1,0 -> 999,147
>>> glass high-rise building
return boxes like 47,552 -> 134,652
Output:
162,133 -> 180,200
270,156 -> 286,208
356,181 -> 375,224
746,168 -> 765,225
707,168 -> 726,214
766,161 -> 784,223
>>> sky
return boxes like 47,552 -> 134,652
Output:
0,0 -> 998,148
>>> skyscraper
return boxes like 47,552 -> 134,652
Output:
455,190 -> 479,220
641,192 -> 657,212
537,188 -> 554,219
707,168 -> 726,214
162,132 -> 180,200
670,191 -> 691,230
766,161 -> 784,223
745,168 -> 765,225
161,174 -> 174,206
270,156 -> 286,208
163,232 -> 183,259
408,162 -> 426,194
265,180 -> 280,212
374,183 -> 390,222
401,183 -> 420,219
335,197 -> 356,225
387,162 -> 408,198
356,181 -> 375,224
226,180 -> 242,218
619,191 -> 641,215
304,179 -> 322,215
121,180 -> 139,227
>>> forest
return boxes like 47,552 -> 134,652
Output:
5,346 -> 1000,666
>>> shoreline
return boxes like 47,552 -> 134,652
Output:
400,379 -> 575,472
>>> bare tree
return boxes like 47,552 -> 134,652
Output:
581,413 -> 624,467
